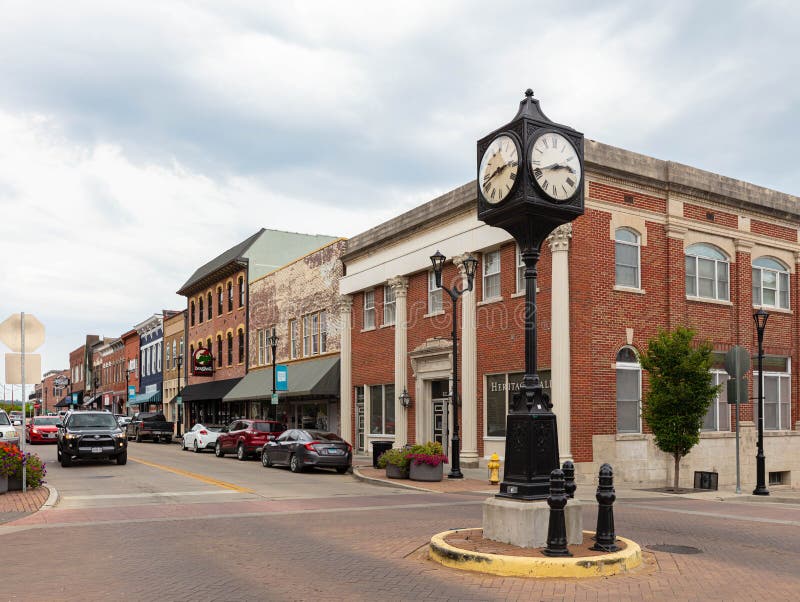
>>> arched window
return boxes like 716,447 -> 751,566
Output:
616,347 -> 641,433
685,243 -> 729,301
217,287 -> 223,316
753,257 -> 790,309
238,277 -> 245,308
217,335 -> 223,368
190,301 -> 195,326
227,282 -> 233,311
615,228 -> 640,288
198,297 -> 204,324
207,292 -> 213,321
227,332 -> 233,366
238,328 -> 245,363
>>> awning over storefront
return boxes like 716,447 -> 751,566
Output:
55,396 -> 76,408
223,356 -> 340,402
180,377 -> 242,403
81,395 -> 99,408
126,390 -> 162,407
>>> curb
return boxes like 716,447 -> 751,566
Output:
41,485 -> 59,511
429,528 -> 642,578
351,466 -> 441,493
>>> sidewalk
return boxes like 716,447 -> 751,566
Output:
0,486 -> 51,524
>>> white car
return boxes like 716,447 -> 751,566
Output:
182,423 -> 224,453
9,411 -> 23,426
0,410 -> 20,445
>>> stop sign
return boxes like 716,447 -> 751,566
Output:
0,313 -> 46,351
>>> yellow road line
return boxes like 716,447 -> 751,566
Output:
130,457 -> 254,493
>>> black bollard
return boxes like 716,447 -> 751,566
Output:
562,460 -> 576,499
590,463 -> 619,552
543,468 -> 572,557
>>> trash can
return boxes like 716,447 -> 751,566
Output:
372,441 -> 393,468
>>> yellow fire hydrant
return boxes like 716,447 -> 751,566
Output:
488,453 -> 501,485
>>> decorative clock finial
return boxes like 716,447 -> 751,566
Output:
525,88 -> 534,98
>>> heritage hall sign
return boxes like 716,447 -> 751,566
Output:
476,89 -> 585,500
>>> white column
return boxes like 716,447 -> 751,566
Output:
453,254 -> 479,467
338,295 -> 353,443
389,276 -> 409,447
547,224 -> 573,462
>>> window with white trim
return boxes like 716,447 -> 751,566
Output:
753,257 -> 790,309
754,356 -> 791,430
369,384 -> 395,435
289,319 -> 299,359
364,290 -> 376,329
383,285 -> 396,325
615,228 -> 641,288
516,245 -> 525,293
303,314 -> 312,356
428,271 -> 442,314
320,311 -> 327,353
686,243 -> 729,301
486,372 -> 524,437
616,347 -> 641,433
257,328 -> 267,365
312,313 -> 320,354
483,249 -> 501,300
702,367 -> 730,431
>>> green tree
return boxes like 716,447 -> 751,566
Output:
639,326 -> 720,491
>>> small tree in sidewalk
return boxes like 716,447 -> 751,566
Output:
639,326 -> 720,491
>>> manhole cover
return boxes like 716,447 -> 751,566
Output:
647,544 -> 702,555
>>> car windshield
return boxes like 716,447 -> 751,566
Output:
0,414 -> 10,426
206,425 -> 224,432
68,414 -> 118,429
253,422 -> 279,433
305,431 -> 343,442
34,417 -> 61,425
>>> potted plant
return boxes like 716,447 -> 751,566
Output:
0,443 -> 20,494
377,447 -> 411,479
408,441 -> 448,482
0,444 -> 46,492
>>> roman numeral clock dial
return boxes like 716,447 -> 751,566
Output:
530,132 -> 581,202
478,134 -> 520,204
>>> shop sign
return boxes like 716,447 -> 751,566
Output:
276,365 -> 288,391
193,347 -> 214,376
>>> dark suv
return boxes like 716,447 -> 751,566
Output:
215,419 -> 285,460
57,411 -> 128,467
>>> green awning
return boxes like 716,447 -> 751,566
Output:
223,356 -> 340,402
127,390 -> 162,407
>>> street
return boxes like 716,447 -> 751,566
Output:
1,439 -> 799,601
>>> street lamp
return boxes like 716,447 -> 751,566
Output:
399,388 -> 411,409
176,355 -> 183,438
753,308 -> 770,496
93,375 -> 100,409
430,250 -> 478,479
268,328 -> 279,421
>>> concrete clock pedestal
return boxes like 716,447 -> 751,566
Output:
482,497 -> 583,548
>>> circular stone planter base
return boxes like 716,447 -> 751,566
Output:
429,528 -> 642,578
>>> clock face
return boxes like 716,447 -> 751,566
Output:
479,134 -> 519,204
529,132 -> 581,201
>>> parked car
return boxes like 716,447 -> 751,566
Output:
0,410 -> 20,446
57,410 -> 128,466
182,423 -> 224,453
9,411 -> 23,426
261,429 -> 352,474
126,412 -> 174,443
115,415 -> 132,429
25,416 -> 61,444
214,419 -> 285,460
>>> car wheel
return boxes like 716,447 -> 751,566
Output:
215,442 -> 224,457
60,452 -> 72,467
261,450 -> 272,467
237,443 -> 247,461
135,431 -> 142,443
56,447 -> 62,461
193,440 -> 200,453
289,454 -> 302,473
336,466 -> 349,475
181,438 -> 187,451
116,451 -> 127,465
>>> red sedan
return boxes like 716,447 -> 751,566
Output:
26,416 -> 61,444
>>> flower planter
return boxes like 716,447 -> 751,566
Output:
385,464 -> 409,479
410,461 -> 444,482
8,474 -> 22,491
0,475 -> 7,494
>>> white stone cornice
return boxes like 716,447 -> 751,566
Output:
547,223 -> 572,253
338,295 -> 353,313
665,223 -> 688,240
734,239 -> 754,253
387,275 -> 409,297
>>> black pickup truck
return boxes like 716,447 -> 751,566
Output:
126,412 -> 174,443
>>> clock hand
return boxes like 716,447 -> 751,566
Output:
541,163 -> 576,174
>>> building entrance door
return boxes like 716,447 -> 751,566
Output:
355,386 -> 365,452
431,379 -> 449,445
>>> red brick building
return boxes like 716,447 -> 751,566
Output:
340,140 -> 800,488
41,369 -> 69,414
66,335 -> 99,407
121,329 -> 140,411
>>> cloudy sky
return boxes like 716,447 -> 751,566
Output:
1,0 -> 799,391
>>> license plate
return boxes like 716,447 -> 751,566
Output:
91,447 -> 102,453
327,448 -> 344,455
46,434 -> 55,439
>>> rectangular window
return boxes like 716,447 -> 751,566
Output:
166,343 -> 171,369
217,337 -> 222,368
369,384 -> 395,435
303,314 -> 312,356
428,271 -> 442,314
364,290 -> 376,329
312,313 -> 320,354
289,319 -> 299,359
227,334 -> 233,366
615,241 -> 640,288
218,288 -> 223,316
702,370 -> 731,431
483,250 -> 501,300
320,311 -> 327,353
616,365 -> 641,433
754,358 -> 791,430
239,278 -> 245,307
485,373 -> 524,437
228,283 -> 233,311
257,329 -> 266,365
516,245 -> 525,293
383,285 -> 396,325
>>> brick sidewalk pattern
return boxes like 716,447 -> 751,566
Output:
356,466 -> 498,493
0,486 -> 50,524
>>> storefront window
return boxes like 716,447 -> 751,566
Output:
485,372 -> 525,437
370,384 -> 395,435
